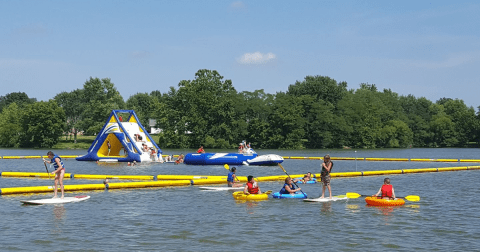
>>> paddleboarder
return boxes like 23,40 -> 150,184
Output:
373,178 -> 396,199
227,167 -> 242,187
320,154 -> 333,199
43,151 -> 65,199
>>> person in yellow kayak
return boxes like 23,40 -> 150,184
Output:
243,175 -> 262,195
373,178 -> 396,199
280,177 -> 302,194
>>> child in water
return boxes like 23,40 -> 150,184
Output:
374,178 -> 396,199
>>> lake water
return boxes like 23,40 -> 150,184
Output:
1,148 -> 480,251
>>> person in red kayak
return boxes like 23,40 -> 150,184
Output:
243,175 -> 262,195
197,146 -> 205,153
374,178 -> 396,199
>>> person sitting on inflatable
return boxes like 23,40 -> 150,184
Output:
243,175 -> 262,195
175,154 -> 184,164
280,177 -> 302,194
304,172 -> 313,182
227,167 -> 243,187
373,177 -> 396,199
294,172 -> 313,183
238,143 -> 244,153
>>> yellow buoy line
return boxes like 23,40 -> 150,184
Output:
2,155 -> 480,162
1,165 -> 480,195
284,157 -> 480,162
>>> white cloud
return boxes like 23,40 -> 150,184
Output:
237,52 -> 276,65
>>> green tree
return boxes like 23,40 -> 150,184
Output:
19,100 -> 66,148
0,92 -> 36,112
126,93 -> 157,128
399,95 -> 433,147
287,76 -> 350,148
0,103 -> 23,147
441,99 -> 476,146
267,92 -> 306,149
287,75 -> 348,108
77,77 -> 125,135
239,89 -> 274,148
54,89 -> 84,143
428,103 -> 458,147
157,70 -> 240,148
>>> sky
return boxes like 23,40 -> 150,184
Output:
1,0 -> 479,108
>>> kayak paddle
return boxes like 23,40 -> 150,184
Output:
346,192 -> 420,202
278,163 -> 307,198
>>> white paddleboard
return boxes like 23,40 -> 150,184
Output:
303,196 -> 348,202
199,186 -> 244,191
21,195 -> 90,205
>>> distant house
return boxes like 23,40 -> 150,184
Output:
149,119 -> 162,134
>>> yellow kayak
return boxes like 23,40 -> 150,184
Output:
232,191 -> 269,200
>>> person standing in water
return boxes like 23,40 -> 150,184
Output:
320,154 -> 333,199
43,151 -> 65,199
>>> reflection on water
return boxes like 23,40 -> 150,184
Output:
321,202 -> 333,213
346,204 -> 360,212
235,200 -> 261,214
52,205 -> 66,234
53,205 -> 66,220
367,205 -> 398,216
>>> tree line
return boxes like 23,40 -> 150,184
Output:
1,69 -> 479,149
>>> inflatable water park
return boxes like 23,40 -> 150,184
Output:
183,142 -> 284,166
76,110 -> 162,163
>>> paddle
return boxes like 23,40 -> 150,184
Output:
346,192 -> 420,202
278,163 -> 307,198
43,158 -> 51,180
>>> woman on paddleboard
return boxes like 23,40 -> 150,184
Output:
227,167 -> 242,187
279,177 -> 302,194
243,175 -> 262,195
43,151 -> 65,199
373,178 -> 396,199
320,154 -> 333,199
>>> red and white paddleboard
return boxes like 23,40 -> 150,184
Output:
21,195 -> 90,205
